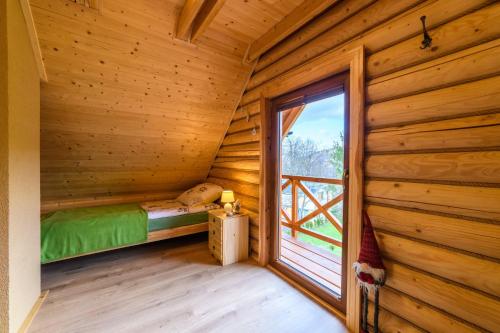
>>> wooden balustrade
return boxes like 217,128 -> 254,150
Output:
280,174 -> 343,248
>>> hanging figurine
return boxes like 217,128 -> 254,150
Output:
353,212 -> 386,333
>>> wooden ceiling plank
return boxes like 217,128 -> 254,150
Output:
176,0 -> 205,40
246,0 -> 340,62
191,0 -> 225,42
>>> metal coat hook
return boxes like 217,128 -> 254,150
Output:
420,16 -> 432,49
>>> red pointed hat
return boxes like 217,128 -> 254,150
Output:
357,212 -> 385,269
353,211 -> 386,287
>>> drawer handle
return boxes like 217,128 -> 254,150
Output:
212,245 -> 215,250
212,230 -> 215,235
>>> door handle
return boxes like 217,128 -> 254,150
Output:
343,169 -> 349,188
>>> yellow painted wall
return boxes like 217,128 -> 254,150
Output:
0,0 -> 9,330
1,0 -> 41,331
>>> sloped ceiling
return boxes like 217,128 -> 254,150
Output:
31,0 -> 302,207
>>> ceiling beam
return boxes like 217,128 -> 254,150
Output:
176,0 -> 205,41
190,0 -> 225,42
246,0 -> 340,62
19,0 -> 48,82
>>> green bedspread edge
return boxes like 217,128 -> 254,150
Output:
41,203 -> 147,263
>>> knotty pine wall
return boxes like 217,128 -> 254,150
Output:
207,0 -> 500,331
31,0 -> 259,211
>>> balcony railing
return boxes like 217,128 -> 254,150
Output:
280,174 -> 343,248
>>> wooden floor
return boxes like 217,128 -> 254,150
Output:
30,234 -> 347,333
280,234 -> 342,295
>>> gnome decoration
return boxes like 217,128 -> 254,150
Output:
353,211 -> 386,333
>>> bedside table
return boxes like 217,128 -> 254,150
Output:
208,209 -> 249,266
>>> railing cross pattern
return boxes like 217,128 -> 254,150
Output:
280,175 -> 343,248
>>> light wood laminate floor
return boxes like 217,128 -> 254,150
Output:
30,234 -> 347,333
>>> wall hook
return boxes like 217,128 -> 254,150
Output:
420,16 -> 432,49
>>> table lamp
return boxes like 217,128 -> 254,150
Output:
221,190 -> 235,215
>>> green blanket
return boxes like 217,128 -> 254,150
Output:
41,203 -> 147,263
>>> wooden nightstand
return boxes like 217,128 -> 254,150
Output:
208,209 -> 249,266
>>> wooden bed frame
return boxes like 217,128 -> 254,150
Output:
147,222 -> 208,242
43,222 -> 209,264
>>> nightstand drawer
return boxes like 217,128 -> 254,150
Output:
209,234 -> 222,258
208,217 -> 222,241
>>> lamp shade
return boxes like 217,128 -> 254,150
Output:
220,190 -> 235,203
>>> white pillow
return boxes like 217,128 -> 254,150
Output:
177,183 -> 223,206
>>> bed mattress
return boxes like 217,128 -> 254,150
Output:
147,211 -> 209,232
140,199 -> 219,220
143,200 -> 219,232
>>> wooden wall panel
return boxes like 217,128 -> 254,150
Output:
208,1 -> 500,331
367,205 -> 500,259
366,76 -> 500,128
31,0 -> 302,209
370,287 -> 479,333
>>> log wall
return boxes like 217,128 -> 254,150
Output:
207,0 -> 500,331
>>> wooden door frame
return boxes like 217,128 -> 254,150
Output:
259,46 -> 364,332
268,73 -> 349,313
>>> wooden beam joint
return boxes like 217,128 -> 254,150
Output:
176,0 -> 225,42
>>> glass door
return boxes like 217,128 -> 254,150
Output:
270,74 -> 349,312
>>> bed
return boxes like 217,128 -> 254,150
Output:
41,183 -> 223,263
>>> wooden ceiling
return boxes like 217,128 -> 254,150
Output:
31,0 -> 304,207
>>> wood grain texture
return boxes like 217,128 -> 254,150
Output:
208,167 -> 259,184
366,3 -> 500,79
19,0 -> 47,82
255,0 -> 375,71
253,0 -> 493,86
32,0 -> 303,207
208,210 -> 249,266
212,158 -> 260,171
366,75 -> 500,128
367,302 -> 424,333
190,0 -> 225,42
366,151 -> 500,184
206,3 -> 500,332
367,205 -> 500,259
246,0 -> 341,62
366,180 -> 500,221
30,237 -> 348,332
385,260 -> 500,332
176,0 -> 204,40
366,38 -> 500,103
376,231 -> 500,297
366,113 -> 500,153
197,0 -> 302,58
248,0 -> 422,90
41,191 -> 181,213
31,0 -> 252,205
147,222 -> 208,242
370,287 -> 479,333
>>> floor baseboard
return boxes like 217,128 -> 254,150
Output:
18,290 -> 49,333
